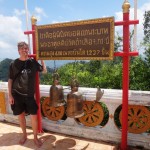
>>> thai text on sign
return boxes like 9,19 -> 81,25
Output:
35,17 -> 114,60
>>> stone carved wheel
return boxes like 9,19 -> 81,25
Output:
42,97 -> 65,121
78,101 -> 104,127
119,105 -> 150,134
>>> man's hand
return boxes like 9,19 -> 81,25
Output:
40,60 -> 47,74
9,94 -> 14,105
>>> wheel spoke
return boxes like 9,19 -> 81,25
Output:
128,120 -> 133,127
137,110 -> 144,117
46,109 -> 52,114
129,108 -> 134,116
82,115 -> 89,121
51,111 -> 56,118
131,122 -> 138,129
92,112 -> 100,117
91,106 -> 98,112
45,105 -> 50,109
128,115 -> 132,120
140,116 -> 148,123
87,103 -> 92,110
91,116 -> 97,122
83,104 -> 88,111
137,121 -> 145,128
133,108 -> 139,116
87,116 -> 93,124
54,110 -> 60,117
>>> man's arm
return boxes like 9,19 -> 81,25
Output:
8,79 -> 14,104
40,60 -> 47,74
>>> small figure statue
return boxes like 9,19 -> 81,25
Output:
70,75 -> 79,92
52,69 -> 59,81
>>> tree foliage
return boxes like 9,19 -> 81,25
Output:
143,11 -> 150,65
142,10 -> 150,90
130,57 -> 149,90
0,12 -> 150,91
0,58 -> 13,81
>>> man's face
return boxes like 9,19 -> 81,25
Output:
18,45 -> 29,56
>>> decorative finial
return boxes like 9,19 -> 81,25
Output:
31,16 -> 37,25
122,0 -> 130,13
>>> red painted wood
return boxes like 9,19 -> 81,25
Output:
115,20 -> 139,26
24,30 -> 35,34
114,51 -> 138,57
31,24 -> 43,133
114,9 -> 139,150
121,12 -> 130,150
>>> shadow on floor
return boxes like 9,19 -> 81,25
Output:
0,131 -> 90,150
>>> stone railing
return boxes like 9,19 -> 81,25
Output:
0,82 -> 150,149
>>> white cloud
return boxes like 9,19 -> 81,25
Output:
33,7 -> 48,22
14,9 -> 25,16
0,15 -> 27,59
0,6 -> 47,59
35,7 -> 47,16
141,2 -> 150,12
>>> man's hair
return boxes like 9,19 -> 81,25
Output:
17,41 -> 28,49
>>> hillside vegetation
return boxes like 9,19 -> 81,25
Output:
0,11 -> 150,91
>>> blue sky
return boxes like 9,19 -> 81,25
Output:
0,0 -> 150,59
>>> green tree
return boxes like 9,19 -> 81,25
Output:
143,11 -> 150,65
143,10 -> 150,90
113,32 -> 123,64
130,57 -> 148,90
0,58 -> 13,81
86,60 -> 102,75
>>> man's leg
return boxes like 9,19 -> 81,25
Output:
30,114 -> 42,147
18,112 -> 27,145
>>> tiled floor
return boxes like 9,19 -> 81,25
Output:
0,121 -> 119,150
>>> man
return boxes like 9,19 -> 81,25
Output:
8,41 -> 47,147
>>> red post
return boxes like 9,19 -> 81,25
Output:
121,10 -> 129,150
31,16 -> 43,133
114,1 -> 139,149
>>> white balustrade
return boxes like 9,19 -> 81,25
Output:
0,82 -> 150,149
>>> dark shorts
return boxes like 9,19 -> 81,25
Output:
11,93 -> 38,115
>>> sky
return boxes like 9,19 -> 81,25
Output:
0,0 -> 150,60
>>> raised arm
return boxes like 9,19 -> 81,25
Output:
40,60 -> 47,74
